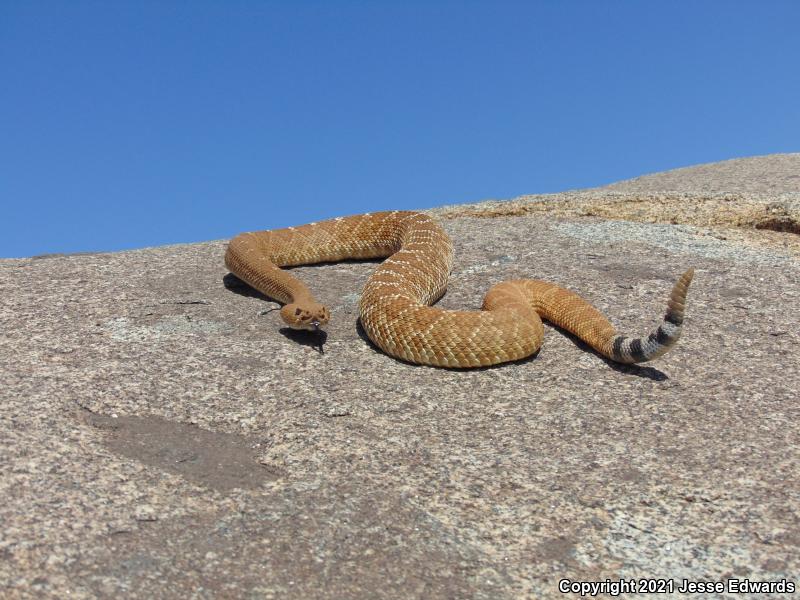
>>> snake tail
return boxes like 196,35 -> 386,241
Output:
606,268 -> 694,364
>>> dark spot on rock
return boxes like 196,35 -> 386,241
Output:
84,411 -> 282,491
754,216 -> 800,234
536,535 -> 577,565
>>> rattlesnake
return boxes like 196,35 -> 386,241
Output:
225,211 -> 693,368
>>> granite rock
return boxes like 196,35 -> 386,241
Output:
1,155 -> 798,599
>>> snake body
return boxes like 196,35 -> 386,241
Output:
225,211 -> 693,368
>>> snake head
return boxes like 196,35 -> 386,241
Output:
280,302 -> 330,331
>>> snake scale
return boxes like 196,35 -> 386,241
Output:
225,211 -> 693,368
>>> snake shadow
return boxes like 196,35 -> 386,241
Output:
224,273 -> 328,353
279,328 -> 327,354
223,273 -> 270,300
552,324 -> 669,381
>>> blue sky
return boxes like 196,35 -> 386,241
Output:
1,2 -> 798,257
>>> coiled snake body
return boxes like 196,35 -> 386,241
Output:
225,211 -> 693,368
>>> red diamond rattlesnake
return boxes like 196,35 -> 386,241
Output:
225,211 -> 693,368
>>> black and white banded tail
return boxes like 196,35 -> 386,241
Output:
610,268 -> 694,364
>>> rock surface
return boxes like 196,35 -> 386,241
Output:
601,153 -> 800,194
1,154 -> 799,599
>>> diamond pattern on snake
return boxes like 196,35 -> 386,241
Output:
225,211 -> 693,368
